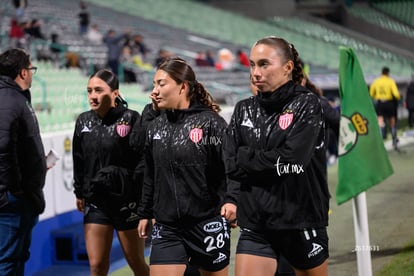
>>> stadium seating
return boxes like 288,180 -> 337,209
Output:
31,60 -> 149,132
348,4 -> 414,38
371,0 -> 414,28
85,0 -> 414,80
1,0 -> 413,132
267,15 -> 413,78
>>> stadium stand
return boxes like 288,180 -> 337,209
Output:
268,15 -> 413,72
30,61 -> 149,133
0,1 -> 414,273
1,0 -> 257,121
0,0 -> 414,131
347,4 -> 414,38
371,0 -> 414,27
84,0 -> 414,93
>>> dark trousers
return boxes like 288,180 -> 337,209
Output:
408,109 -> 414,128
0,192 -> 38,276
108,59 -> 119,76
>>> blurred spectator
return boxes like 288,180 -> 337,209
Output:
153,48 -> 173,67
216,48 -> 235,71
119,43 -> 137,82
12,0 -> 28,22
86,23 -> 103,44
195,50 -> 215,67
406,76 -> 414,128
120,40 -> 153,83
129,34 -> 150,62
78,1 -> 90,36
50,33 -> 66,54
25,19 -> 46,40
103,29 -> 130,75
50,33 -> 80,68
195,51 -> 208,66
205,50 -> 215,66
237,49 -> 250,68
9,18 -> 26,48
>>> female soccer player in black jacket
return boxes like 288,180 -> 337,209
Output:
137,57 -> 238,276
224,37 -> 330,276
72,69 -> 148,276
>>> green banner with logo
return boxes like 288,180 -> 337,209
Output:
336,46 -> 393,205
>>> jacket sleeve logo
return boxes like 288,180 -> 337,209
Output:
189,128 -> 203,143
278,112 -> 294,130
116,122 -> 131,137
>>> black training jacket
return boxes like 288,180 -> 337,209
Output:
0,76 -> 47,214
72,105 -> 141,200
223,81 -> 330,231
138,103 -> 238,226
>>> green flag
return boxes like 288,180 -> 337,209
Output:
336,47 -> 393,205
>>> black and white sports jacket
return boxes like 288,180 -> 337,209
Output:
72,105 -> 141,201
223,80 -> 330,231
138,103 -> 238,226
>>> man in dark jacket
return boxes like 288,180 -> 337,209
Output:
0,48 -> 47,276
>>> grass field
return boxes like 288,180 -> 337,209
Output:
376,238 -> 414,276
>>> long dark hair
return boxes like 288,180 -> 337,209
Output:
253,36 -> 304,85
89,69 -> 127,106
157,57 -> 221,112
303,76 -> 323,97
